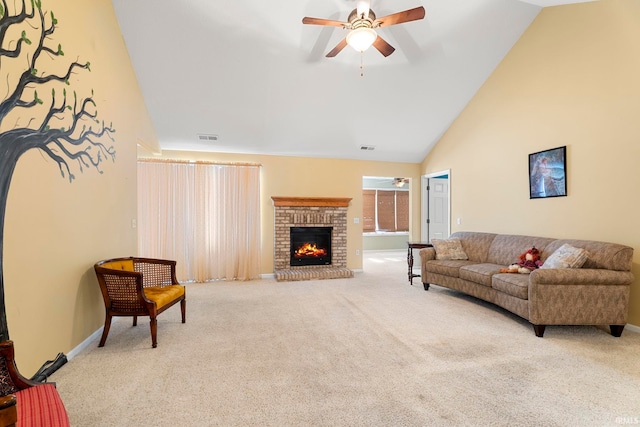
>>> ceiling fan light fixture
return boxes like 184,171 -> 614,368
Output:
346,27 -> 377,52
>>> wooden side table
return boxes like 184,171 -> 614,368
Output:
407,242 -> 432,284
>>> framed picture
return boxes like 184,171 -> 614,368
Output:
529,146 -> 567,199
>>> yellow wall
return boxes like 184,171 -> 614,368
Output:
421,0 -> 640,325
2,0 -> 156,374
145,151 -> 422,272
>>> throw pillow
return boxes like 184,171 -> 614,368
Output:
540,243 -> 589,269
432,238 -> 469,260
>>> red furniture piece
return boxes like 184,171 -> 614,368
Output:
0,341 -> 69,427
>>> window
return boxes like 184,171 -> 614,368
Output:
362,189 -> 409,233
137,160 -> 261,282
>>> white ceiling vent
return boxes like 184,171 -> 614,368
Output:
360,145 -> 376,151
197,134 -> 219,142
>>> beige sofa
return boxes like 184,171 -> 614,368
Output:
420,231 -> 634,337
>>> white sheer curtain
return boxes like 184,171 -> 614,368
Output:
137,160 -> 261,282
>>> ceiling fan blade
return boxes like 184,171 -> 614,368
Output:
374,6 -> 426,28
372,36 -> 395,57
302,17 -> 348,27
326,38 -> 348,57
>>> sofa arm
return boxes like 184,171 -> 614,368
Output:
419,247 -> 436,263
530,268 -> 635,286
420,248 -> 435,276
528,268 -> 633,326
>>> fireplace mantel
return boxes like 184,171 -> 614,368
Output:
271,197 -> 352,207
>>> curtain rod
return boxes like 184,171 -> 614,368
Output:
137,158 -> 261,167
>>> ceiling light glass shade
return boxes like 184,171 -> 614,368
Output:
346,28 -> 377,52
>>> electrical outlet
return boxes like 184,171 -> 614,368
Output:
457,218 -> 461,225
131,219 -> 137,229
356,249 -> 360,256
354,217 -> 360,224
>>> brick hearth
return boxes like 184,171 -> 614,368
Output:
272,197 -> 354,281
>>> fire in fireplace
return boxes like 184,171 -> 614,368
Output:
290,227 -> 332,266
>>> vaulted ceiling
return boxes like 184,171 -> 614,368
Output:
114,0 -> 595,163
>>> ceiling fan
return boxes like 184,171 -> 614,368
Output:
302,0 -> 426,58
393,177 -> 410,187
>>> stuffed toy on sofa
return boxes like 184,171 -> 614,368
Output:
499,246 -> 543,274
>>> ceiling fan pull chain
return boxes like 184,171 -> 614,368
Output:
360,52 -> 365,77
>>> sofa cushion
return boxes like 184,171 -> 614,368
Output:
423,260 -> 476,278
542,239 -> 633,271
492,273 -> 530,300
449,232 -> 497,262
15,383 -> 69,427
100,259 -> 134,271
540,243 -> 588,269
432,238 -> 468,260
144,285 -> 185,309
486,234 -> 556,266
459,263 -> 505,287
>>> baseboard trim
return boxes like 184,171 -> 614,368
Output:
66,327 -> 103,361
625,323 -> 640,334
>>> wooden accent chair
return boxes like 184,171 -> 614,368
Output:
0,341 -> 69,426
94,257 -> 186,348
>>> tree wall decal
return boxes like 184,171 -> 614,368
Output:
0,0 -> 116,341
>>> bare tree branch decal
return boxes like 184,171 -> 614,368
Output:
0,0 -> 116,340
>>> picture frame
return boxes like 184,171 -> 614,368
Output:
529,146 -> 567,199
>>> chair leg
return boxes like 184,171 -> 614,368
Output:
133,315 -> 137,326
99,314 -> 113,347
150,317 -> 158,348
181,299 -> 186,323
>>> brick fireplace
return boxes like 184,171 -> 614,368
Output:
272,197 -> 354,281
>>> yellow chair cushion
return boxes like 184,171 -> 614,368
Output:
101,259 -> 134,271
144,285 -> 185,309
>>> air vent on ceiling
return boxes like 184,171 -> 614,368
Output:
197,134 -> 219,142
360,145 -> 376,151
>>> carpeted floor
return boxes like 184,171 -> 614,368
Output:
51,250 -> 640,426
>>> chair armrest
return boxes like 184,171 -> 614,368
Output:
0,341 -> 43,390
0,394 -> 17,427
0,394 -> 16,409
94,268 -> 147,310
134,258 -> 179,287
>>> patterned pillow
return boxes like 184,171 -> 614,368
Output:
432,238 -> 469,260
540,243 -> 589,269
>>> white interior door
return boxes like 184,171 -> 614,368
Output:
421,171 -> 451,242
428,178 -> 449,241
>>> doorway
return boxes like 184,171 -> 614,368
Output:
362,176 -> 410,251
421,170 -> 450,242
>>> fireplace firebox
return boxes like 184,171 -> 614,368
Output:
290,227 -> 332,266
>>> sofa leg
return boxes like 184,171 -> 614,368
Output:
533,324 -> 546,337
610,325 -> 625,337
423,283 -> 430,291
